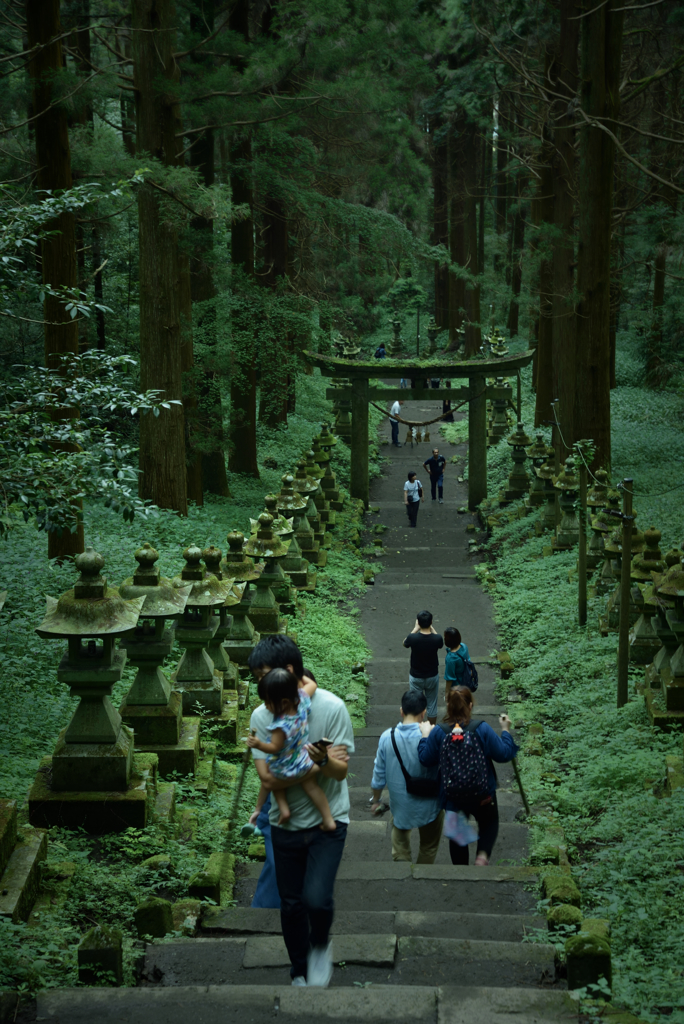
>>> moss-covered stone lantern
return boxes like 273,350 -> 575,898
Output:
647,559 -> 684,707
629,528 -> 667,666
304,450 -> 334,541
294,459 -> 326,567
552,457 -> 579,551
250,497 -> 297,615
535,453 -> 557,532
220,532 -> 262,667
427,316 -> 439,355
525,432 -> 553,514
586,469 -> 610,570
503,422 -> 532,503
118,544 -> 199,776
276,475 -> 316,591
386,310 -> 402,356
29,548 -> 148,831
243,513 -> 289,636
200,546 -> 243,685
487,377 -> 511,446
489,329 -> 509,358
171,546 -> 230,715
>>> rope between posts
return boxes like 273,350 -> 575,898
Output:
370,388 -> 486,428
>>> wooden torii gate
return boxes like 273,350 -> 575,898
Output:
305,349 -> 535,510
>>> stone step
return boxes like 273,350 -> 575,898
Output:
140,933 -> 556,990
202,906 -> 545,943
234,862 -> 538,915
363,705 -> 505,726
37,985 -> 575,1024
0,825 -> 47,923
341,820 -> 528,864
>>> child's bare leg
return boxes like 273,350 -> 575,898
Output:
273,789 -> 291,825
301,776 -> 336,831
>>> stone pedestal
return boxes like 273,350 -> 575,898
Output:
31,549 -> 150,832
552,458 -> 579,552
525,433 -> 553,513
244,514 -> 289,636
503,422 -> 532,503
277,475 -> 316,591
294,461 -> 327,567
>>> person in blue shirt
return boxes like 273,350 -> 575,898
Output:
370,690 -> 444,864
374,343 -> 386,359
444,627 -> 474,698
418,686 -> 518,867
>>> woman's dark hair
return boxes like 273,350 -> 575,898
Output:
444,626 -> 461,648
444,685 -> 473,726
261,667 -> 300,717
407,471 -> 417,481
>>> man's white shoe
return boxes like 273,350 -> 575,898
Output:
291,976 -> 307,986
307,943 -> 333,987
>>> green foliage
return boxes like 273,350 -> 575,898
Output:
485,360 -> 684,1022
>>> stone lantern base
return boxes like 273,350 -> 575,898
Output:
119,691 -> 200,777
28,748 -> 155,833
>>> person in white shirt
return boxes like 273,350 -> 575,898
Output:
389,399 -> 404,447
404,471 -> 423,527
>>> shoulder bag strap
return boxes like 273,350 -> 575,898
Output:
390,728 -> 413,785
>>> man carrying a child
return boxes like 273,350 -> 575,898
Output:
247,635 -> 354,989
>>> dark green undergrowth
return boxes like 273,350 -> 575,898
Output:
0,368 -> 377,995
483,368 -> 684,1022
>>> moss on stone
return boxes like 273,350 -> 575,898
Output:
566,932 -> 612,990
547,904 -> 582,931
78,925 -> 123,986
134,896 -> 174,938
580,918 -> 611,940
542,870 -> 581,907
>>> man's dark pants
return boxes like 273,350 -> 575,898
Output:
271,822 -> 348,979
391,420 -> 399,446
430,473 -> 444,500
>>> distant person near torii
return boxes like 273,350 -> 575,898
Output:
389,399 -> 404,448
423,447 -> 446,504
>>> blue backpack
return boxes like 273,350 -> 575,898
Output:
454,650 -> 479,692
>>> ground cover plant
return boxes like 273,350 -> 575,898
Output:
480,350 -> 684,1023
0,368 -> 378,994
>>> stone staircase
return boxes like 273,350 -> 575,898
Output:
36,401 -> 577,1024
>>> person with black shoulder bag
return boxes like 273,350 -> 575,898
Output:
369,690 -> 444,864
403,471 -> 424,528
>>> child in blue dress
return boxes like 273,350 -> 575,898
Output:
247,667 -> 336,831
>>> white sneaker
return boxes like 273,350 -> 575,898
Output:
439,498 -> 443,503
291,976 -> 307,986
307,943 -> 333,987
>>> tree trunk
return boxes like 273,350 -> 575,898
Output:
495,92 -> 509,275
549,0 -> 579,448
27,0 -> 84,560
463,122 -> 481,358
431,118 -> 449,330
646,243 -> 666,380
447,113 -> 466,349
258,195 -> 289,426
573,0 -> 623,470
506,162 -> 526,337
92,226 -> 106,349
534,125 -> 555,422
133,0 -> 187,514
118,30 -> 136,156
478,124 -> 489,284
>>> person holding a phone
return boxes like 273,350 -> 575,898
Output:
369,690 -> 444,863
404,471 -> 424,527
403,611 -> 443,725
247,635 -> 354,988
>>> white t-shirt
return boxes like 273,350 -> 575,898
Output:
404,479 -> 421,501
390,401 -> 402,422
250,688 -> 355,830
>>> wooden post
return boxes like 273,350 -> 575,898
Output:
578,456 -> 588,626
350,376 -> 369,507
552,399 -> 561,529
617,477 -> 633,708
516,370 -> 522,422
468,373 -> 487,509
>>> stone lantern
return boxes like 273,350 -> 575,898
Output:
487,377 -> 511,446
489,329 -> 509,358
118,543 -> 198,776
250,497 -> 297,615
315,422 -> 338,458
552,457 -> 579,551
304,450 -> 334,541
277,474 -> 316,591
535,453 -> 557,532
525,433 -> 553,514
171,546 -> 230,715
220,531 -> 262,667
427,316 -> 439,355
586,469 -> 610,569
200,546 -> 243,685
645,559 -> 684,707
629,527 -> 666,665
592,487 -> 622,594
321,463 -> 342,512
243,513 -> 289,636
503,422 -> 532,503
332,380 -> 352,442
29,548 -> 147,831
294,460 -> 326,567
386,310 -> 402,357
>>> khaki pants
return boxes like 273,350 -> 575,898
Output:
391,811 -> 444,864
